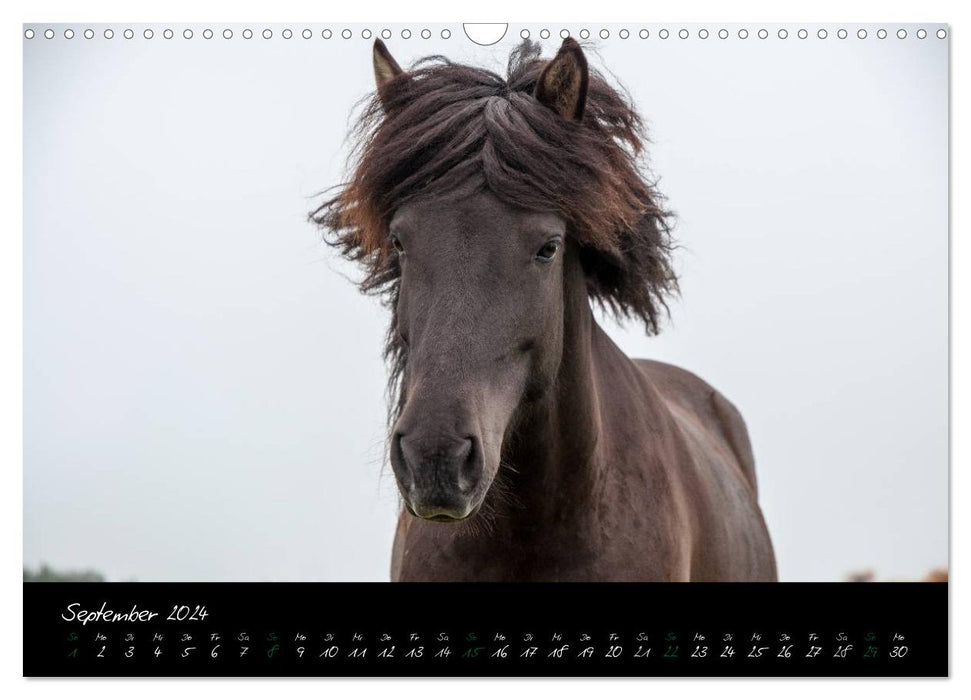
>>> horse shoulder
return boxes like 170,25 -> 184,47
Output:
631,359 -> 777,581
632,358 -> 759,495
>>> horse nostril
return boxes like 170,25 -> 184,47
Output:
453,437 -> 473,463
392,432 -> 415,489
458,436 -> 482,492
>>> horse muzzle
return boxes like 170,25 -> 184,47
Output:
391,431 -> 485,522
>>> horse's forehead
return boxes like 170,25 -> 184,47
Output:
395,190 -> 509,225
394,191 -> 564,238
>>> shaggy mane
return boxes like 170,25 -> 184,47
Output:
311,40 -> 677,411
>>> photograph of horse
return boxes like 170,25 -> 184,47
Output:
313,37 -> 776,582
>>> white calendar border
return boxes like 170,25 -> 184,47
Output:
2,0 -> 965,697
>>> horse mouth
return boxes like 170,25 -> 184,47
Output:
404,501 -> 479,523
428,514 -> 464,522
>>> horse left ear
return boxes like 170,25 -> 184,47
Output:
373,39 -> 405,106
534,38 -> 589,122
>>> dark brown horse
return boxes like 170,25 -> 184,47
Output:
314,38 -> 777,582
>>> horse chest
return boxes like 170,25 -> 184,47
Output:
394,495 -> 686,582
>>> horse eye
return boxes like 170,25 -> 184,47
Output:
535,240 -> 560,261
390,234 -> 404,254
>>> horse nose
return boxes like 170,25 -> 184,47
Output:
393,432 -> 482,517
397,433 -> 479,490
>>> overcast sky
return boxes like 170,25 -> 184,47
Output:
24,23 -> 948,581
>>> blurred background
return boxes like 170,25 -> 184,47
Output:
23,23 -> 948,582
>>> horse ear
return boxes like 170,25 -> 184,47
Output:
373,39 -> 405,105
534,38 -> 589,122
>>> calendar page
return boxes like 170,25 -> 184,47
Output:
22,21 -> 948,677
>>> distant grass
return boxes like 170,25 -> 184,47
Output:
23,564 -> 105,582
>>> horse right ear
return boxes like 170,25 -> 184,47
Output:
534,38 -> 589,122
373,39 -> 406,108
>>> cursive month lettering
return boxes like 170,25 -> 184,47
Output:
62,602 -> 160,626
60,602 -> 210,625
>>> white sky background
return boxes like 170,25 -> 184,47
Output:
23,23 -> 948,582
